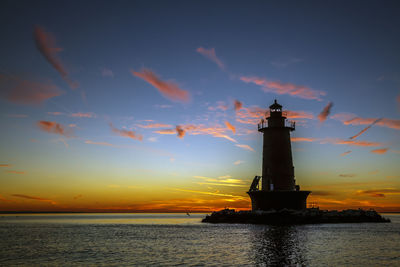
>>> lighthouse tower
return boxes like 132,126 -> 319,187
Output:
247,100 -> 310,210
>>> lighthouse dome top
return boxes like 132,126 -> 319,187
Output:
269,99 -> 282,111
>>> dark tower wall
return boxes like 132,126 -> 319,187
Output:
261,127 -> 295,191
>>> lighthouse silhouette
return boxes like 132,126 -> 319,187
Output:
247,100 -> 310,210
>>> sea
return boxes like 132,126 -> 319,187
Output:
0,213 -> 399,266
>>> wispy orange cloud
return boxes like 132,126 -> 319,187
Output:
137,123 -> 173,129
370,148 -> 389,154
291,137 -> 317,142
356,189 -> 400,198
340,150 -> 352,156
323,138 -> 383,147
318,102 -> 333,122
196,47 -> 225,70
5,170 -> 25,174
12,194 -> 57,204
235,144 -> 255,152
208,101 -> 228,111
240,76 -> 325,100
34,26 -> 78,89
286,110 -> 314,119
225,121 -> 236,134
37,121 -> 72,137
0,164 -> 11,167
154,129 -> 176,135
131,69 -> 190,103
332,113 -> 400,130
155,124 -> 237,143
234,160 -> 244,165
0,74 -> 63,105
109,123 -> 143,141
73,194 -> 83,200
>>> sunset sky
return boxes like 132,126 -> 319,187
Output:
1,0 -> 399,212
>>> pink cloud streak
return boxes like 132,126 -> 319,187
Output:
332,113 -> 400,130
240,76 -> 325,100
196,47 -> 225,70
110,124 -> 143,141
34,26 -> 78,89
0,74 -> 63,105
131,69 -> 190,103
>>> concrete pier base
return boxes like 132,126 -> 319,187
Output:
248,190 -> 311,211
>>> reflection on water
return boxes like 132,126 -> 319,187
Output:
0,214 -> 399,266
249,225 -> 307,266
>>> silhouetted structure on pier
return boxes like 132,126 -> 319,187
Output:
248,100 -> 310,210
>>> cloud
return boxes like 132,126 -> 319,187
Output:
234,100 -> 243,112
70,112 -> 96,118
85,140 -> 115,147
109,123 -> 143,141
356,189 -> 400,198
291,137 -> 317,142
318,102 -> 333,123
196,47 -> 225,70
285,110 -> 314,119
208,101 -> 228,111
370,148 -> 389,154
349,118 -> 382,139
0,74 -> 63,105
0,164 -> 11,167
234,160 -> 244,165
12,194 -> 56,204
34,26 -> 78,89
131,68 -> 190,103
340,150 -> 352,156
194,175 -> 245,186
332,113 -> 400,130
235,144 -> 255,152
339,174 -> 356,177
240,76 -> 325,101
225,121 -> 236,134
234,101 -> 313,125
73,194 -> 83,200
155,124 -> 237,143
137,123 -> 173,129
37,121 -> 72,137
323,138 -> 383,147
176,125 -> 185,138
173,188 -> 246,201
48,112 -> 64,116
154,129 -> 176,135
5,170 -> 25,174
102,68 -> 114,78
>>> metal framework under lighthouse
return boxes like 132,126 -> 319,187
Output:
247,100 -> 310,210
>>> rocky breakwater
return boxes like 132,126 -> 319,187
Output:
202,208 -> 390,225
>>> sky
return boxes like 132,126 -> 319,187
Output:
1,0 -> 400,212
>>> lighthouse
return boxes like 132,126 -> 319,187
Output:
247,100 -> 310,210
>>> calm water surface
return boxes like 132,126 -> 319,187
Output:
0,213 -> 399,266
